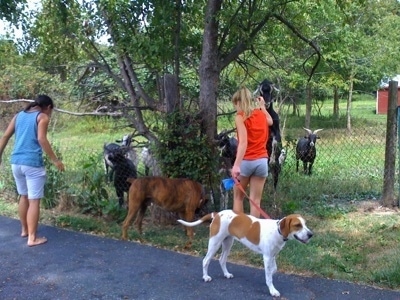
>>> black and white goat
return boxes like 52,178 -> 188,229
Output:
216,129 -> 238,210
141,146 -> 161,176
106,148 -> 137,207
103,134 -> 137,182
255,79 -> 286,189
217,129 -> 237,171
296,128 -> 323,175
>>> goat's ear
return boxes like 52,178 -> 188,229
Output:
317,136 -> 321,139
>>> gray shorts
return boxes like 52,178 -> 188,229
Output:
11,164 -> 47,199
240,158 -> 269,178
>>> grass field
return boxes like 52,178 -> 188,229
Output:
1,94 -> 400,291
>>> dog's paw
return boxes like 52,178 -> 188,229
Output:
224,272 -> 234,279
269,288 -> 280,297
203,275 -> 212,282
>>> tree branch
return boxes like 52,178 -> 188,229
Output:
272,13 -> 321,82
220,13 -> 272,70
0,100 -> 159,117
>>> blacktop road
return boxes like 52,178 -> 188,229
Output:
1,215 -> 400,300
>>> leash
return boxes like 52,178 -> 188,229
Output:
233,177 -> 271,219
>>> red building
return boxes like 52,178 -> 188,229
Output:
376,86 -> 400,114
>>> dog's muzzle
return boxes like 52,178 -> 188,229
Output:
294,231 -> 313,244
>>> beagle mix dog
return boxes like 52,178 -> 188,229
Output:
177,209 -> 313,297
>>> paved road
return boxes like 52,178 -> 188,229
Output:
1,215 -> 400,300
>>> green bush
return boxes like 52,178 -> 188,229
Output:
155,111 -> 218,184
43,143 -> 66,209
67,153 -> 117,216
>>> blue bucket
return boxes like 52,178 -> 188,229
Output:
222,178 -> 235,190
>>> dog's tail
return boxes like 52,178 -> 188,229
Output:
177,212 -> 216,227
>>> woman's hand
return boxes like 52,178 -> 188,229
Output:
232,164 -> 241,179
53,159 -> 65,172
255,96 -> 265,108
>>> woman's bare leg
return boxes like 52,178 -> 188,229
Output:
26,198 -> 47,246
248,176 -> 267,218
18,195 -> 29,237
233,176 -> 249,214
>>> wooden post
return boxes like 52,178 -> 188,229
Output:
381,80 -> 398,207
398,106 -> 400,207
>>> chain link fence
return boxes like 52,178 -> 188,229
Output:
0,114 -> 397,217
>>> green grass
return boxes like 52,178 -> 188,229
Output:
1,94 -> 400,291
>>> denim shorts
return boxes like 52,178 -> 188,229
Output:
240,158 -> 269,178
11,164 -> 47,199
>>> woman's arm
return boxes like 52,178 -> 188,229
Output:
0,115 -> 16,165
231,114 -> 247,178
256,96 -> 273,126
37,113 -> 65,171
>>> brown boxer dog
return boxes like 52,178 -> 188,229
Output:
121,176 -> 208,246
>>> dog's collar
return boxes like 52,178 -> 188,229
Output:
277,220 -> 288,242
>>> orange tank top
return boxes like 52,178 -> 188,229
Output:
237,109 -> 269,160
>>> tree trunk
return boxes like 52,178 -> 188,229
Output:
173,0 -> 181,99
198,0 -> 223,211
346,74 -> 353,132
333,86 -> 339,119
199,0 -> 222,142
150,74 -> 180,225
292,101 -> 296,115
164,74 -> 179,113
305,84 -> 312,128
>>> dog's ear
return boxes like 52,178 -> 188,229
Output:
278,217 -> 290,238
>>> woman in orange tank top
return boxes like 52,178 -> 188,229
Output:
231,86 -> 273,217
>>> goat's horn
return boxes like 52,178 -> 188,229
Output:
303,128 -> 312,135
313,129 -> 323,134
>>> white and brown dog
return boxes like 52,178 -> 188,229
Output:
177,209 -> 313,297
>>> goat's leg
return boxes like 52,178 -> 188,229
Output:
104,160 -> 109,176
303,162 -> 308,174
270,139 -> 277,164
308,162 -> 313,175
104,162 -> 111,182
272,165 -> 279,190
296,159 -> 299,172
108,168 -> 115,183
116,187 -> 124,207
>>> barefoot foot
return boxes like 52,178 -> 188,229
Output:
27,237 -> 47,247
21,227 -> 28,237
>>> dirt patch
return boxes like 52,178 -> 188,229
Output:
353,200 -> 399,215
